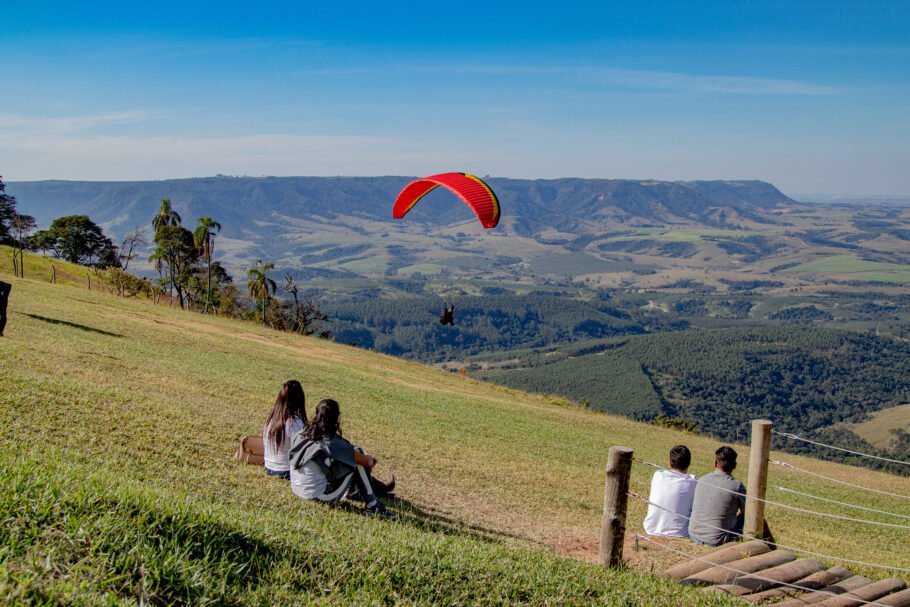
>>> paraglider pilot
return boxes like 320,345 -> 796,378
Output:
439,304 -> 456,326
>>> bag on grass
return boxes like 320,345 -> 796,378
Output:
234,435 -> 264,465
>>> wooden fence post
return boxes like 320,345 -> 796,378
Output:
51,265 -> 56,284
744,419 -> 772,539
600,446 -> 634,568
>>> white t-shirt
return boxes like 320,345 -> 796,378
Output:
643,468 -> 698,537
262,416 -> 305,472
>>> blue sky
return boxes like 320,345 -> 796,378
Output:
2,1 -> 909,197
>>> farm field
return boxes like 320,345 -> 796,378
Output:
788,255 -> 910,283
632,228 -> 764,241
852,404 -> 910,448
2,262 -> 910,603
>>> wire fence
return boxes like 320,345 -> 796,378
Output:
772,430 -> 910,467
769,460 -> 910,500
775,486 -> 910,521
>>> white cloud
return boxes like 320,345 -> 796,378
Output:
0,110 -> 157,135
593,67 -> 838,95
306,63 -> 838,96
0,131 -> 499,181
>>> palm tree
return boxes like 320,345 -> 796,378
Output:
193,216 -> 222,314
148,249 -> 166,289
247,259 -> 276,323
152,199 -> 181,232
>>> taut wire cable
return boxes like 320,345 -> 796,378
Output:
770,460 -> 910,501
775,486 -> 910,521
772,430 -> 910,467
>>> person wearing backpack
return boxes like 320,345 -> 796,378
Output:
288,398 -> 395,518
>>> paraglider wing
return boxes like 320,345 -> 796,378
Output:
393,172 -> 500,229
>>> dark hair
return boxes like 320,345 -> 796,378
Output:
715,446 -> 738,473
303,399 -> 342,441
669,445 -> 691,471
264,380 -> 307,448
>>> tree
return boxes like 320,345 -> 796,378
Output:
193,216 -> 222,314
10,213 -> 36,277
152,224 -> 197,309
43,215 -> 120,268
148,248 -> 166,287
31,230 -> 56,257
117,227 -> 148,271
152,199 -> 181,232
247,259 -> 276,323
0,176 -> 17,244
277,274 -> 331,337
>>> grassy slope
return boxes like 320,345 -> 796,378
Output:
1,258 -> 909,603
0,244 -> 105,289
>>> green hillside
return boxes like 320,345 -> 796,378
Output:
2,257 -> 909,604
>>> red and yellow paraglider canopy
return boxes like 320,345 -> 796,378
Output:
392,172 -> 500,229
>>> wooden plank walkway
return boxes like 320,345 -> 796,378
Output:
661,541 -> 910,606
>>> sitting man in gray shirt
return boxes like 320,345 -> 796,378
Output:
688,446 -> 745,546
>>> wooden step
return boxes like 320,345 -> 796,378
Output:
661,539 -> 770,580
742,567 -> 854,603
775,576 -> 874,607
706,558 -> 828,596
869,588 -> 910,607
681,550 -> 796,586
812,578 -> 907,607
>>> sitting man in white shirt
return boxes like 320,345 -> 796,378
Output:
643,445 -> 698,538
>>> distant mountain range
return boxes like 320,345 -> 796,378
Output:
10,175 -> 795,236
8,176 -> 797,277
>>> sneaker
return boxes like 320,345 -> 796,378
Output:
374,474 -> 396,499
364,502 -> 396,520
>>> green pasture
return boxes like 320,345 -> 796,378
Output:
2,260 -> 909,603
787,255 -> 910,283
528,252 -> 651,275
339,255 -> 391,274
396,262 -> 445,276
437,255 -> 499,272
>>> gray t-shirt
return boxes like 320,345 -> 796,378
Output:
687,470 -> 746,546
290,459 -> 329,500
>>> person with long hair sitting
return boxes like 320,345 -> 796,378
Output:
262,380 -> 308,480
288,398 -> 395,518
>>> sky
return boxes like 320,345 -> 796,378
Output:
1,0 -> 909,197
